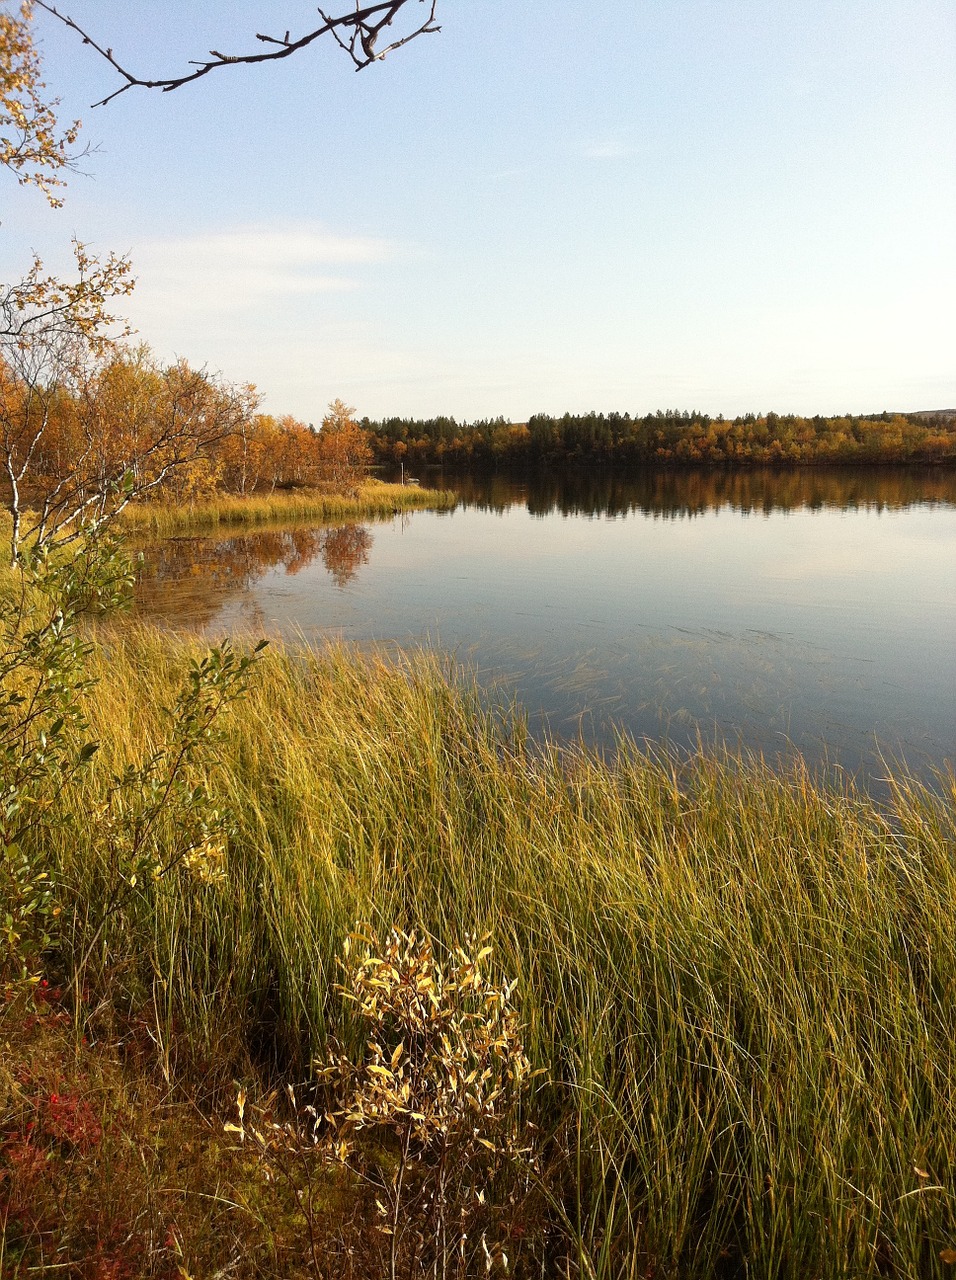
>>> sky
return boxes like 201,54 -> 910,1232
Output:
2,0 -> 954,423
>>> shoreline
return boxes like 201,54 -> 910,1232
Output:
116,479 -> 457,537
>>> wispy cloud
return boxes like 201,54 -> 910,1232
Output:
130,222 -> 395,312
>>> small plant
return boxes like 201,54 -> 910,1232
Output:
0,523 -> 266,1008
95,637 -> 268,890
230,927 -> 542,1280
65,634 -> 268,1008
0,529 -> 131,1000
0,840 -> 58,998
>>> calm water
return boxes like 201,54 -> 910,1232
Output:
135,468 -> 956,782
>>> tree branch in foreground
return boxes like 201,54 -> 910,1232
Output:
34,1 -> 441,106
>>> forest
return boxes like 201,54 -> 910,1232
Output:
363,407 -> 956,468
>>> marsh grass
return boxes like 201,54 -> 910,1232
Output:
116,482 -> 457,536
18,630 -> 956,1276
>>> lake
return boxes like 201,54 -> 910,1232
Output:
134,467 -> 956,785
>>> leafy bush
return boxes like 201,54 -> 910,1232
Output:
230,928 -> 542,1280
0,532 -> 130,997
0,527 -> 264,1004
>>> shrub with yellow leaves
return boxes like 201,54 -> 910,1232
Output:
229,927 -> 543,1280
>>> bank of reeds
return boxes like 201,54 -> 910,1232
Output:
117,481 -> 456,537
30,628 -> 954,1278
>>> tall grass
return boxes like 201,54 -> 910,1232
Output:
117,481 -> 457,536
47,630 -> 956,1277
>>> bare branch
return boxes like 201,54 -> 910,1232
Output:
33,2 -> 441,105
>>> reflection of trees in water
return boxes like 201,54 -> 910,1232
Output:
320,524 -> 372,587
135,522 -> 373,624
440,466 -> 956,519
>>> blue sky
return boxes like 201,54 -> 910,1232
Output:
3,0 -> 954,422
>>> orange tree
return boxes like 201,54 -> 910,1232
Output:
315,398 -> 372,495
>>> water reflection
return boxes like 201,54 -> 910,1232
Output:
437,465 -> 956,518
321,524 -> 373,587
134,522 -> 373,625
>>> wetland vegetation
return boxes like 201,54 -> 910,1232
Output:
117,479 -> 457,536
3,622 -> 956,1277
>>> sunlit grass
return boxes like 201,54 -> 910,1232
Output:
116,481 -> 457,536
37,627 -> 956,1278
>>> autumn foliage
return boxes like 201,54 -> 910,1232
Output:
0,305 -> 373,559
365,408 -> 956,470
0,0 -> 80,205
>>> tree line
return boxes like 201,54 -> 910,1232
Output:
362,408 -> 956,469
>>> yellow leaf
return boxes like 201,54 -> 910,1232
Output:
940,1249 -> 956,1265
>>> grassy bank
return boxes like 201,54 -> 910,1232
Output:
116,480 -> 457,536
5,629 -> 954,1277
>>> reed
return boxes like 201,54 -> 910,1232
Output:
116,481 -> 457,536
29,630 -> 956,1276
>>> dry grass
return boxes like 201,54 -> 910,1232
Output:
116,482 -> 456,536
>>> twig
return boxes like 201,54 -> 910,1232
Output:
34,2 -> 441,105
